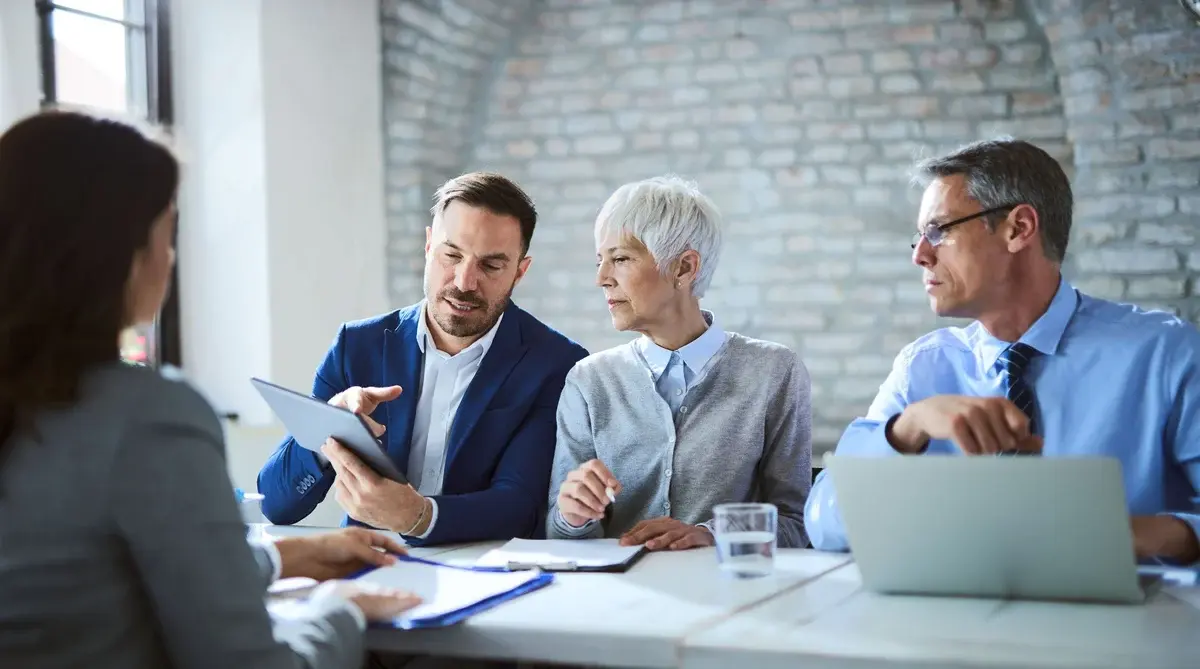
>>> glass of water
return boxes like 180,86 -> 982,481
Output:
713,502 -> 778,578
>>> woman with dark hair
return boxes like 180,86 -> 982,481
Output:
0,111 -> 420,669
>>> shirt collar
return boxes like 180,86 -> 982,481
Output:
973,275 -> 1079,372
637,310 -> 725,381
416,298 -> 504,360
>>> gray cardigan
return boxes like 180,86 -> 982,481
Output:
0,363 -> 363,669
546,333 -> 813,548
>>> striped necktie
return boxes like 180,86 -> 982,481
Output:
998,342 -> 1039,435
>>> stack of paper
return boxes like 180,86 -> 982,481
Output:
355,556 -> 551,628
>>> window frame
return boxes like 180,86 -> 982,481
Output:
34,0 -> 181,368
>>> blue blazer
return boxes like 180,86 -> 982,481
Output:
257,301 -> 588,546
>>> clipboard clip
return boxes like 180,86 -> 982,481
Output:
506,560 -> 578,571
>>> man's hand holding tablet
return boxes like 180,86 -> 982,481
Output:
323,438 -> 433,537
320,385 -> 433,537
251,378 -> 431,536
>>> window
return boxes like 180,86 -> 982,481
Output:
35,0 -> 180,368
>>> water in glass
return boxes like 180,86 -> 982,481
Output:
713,503 -> 778,578
716,530 -> 776,577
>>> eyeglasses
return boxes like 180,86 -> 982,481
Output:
910,205 -> 1018,250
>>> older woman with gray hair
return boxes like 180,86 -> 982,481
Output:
546,175 -> 813,551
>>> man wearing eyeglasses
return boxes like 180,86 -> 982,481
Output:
804,137 -> 1200,565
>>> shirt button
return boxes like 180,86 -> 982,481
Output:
665,502 -> 671,512
675,389 -> 683,396
680,406 -> 688,414
665,469 -> 672,477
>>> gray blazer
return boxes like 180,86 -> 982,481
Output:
0,363 -> 364,669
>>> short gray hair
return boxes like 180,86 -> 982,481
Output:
912,137 -> 1073,263
594,175 -> 724,297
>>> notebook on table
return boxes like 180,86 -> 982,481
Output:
350,554 -> 553,629
476,538 -> 647,573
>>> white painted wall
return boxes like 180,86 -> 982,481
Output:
172,0 -> 389,526
173,0 -> 389,423
0,0 -> 40,128
260,0 -> 391,397
172,0 -> 274,422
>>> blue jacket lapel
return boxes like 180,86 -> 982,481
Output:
382,309 -> 423,471
445,303 -> 529,470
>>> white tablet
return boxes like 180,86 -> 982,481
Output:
250,377 -> 408,484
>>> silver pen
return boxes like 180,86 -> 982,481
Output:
506,560 -> 578,571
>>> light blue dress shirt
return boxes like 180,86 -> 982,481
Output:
805,277 -> 1200,557
636,310 -> 727,414
554,310 -> 728,532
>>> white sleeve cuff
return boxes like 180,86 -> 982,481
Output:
255,538 -> 283,582
410,498 -> 438,539
310,581 -> 367,631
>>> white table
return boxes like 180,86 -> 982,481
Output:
365,541 -> 852,668
257,524 -> 464,559
262,525 -> 493,612
263,528 -> 1200,668
680,564 -> 1200,669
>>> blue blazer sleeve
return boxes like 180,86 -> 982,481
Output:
257,326 -> 350,525
416,345 -> 586,546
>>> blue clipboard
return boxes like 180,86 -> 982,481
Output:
349,554 -> 555,629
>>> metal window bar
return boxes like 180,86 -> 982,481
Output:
145,0 -> 182,368
124,0 -> 149,117
35,1 -> 146,29
35,2 -> 57,104
33,0 -> 181,368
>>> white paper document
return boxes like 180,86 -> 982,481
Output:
356,558 -> 543,625
476,538 -> 644,570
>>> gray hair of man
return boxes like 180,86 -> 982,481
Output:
911,137 -> 1074,264
593,175 -> 724,298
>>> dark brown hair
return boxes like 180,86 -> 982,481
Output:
0,111 -> 179,453
430,172 -> 537,255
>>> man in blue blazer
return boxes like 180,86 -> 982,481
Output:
258,172 -> 588,546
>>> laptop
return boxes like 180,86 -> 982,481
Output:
825,454 -> 1156,604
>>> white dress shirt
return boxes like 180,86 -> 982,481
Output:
405,301 -> 504,538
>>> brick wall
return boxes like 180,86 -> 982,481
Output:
381,0 -> 1200,453
380,0 -> 537,298
1031,0 -> 1200,310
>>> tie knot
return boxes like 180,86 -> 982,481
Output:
998,342 -> 1038,375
